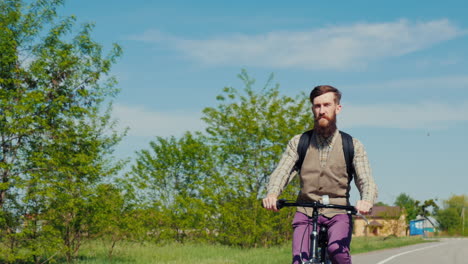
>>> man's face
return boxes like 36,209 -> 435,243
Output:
312,92 -> 342,129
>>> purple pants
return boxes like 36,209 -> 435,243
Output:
292,212 -> 352,264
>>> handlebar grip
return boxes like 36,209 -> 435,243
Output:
261,199 -> 286,210
276,199 -> 286,209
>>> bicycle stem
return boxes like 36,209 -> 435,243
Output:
310,208 -> 319,260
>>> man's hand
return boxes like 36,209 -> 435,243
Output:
262,194 -> 279,212
356,200 -> 373,215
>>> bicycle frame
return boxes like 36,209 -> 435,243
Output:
276,199 -> 358,264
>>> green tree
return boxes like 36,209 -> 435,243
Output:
201,70 -> 311,246
87,184 -> 144,261
130,132 -> 218,243
131,70 -> 312,247
394,193 -> 418,224
415,199 -> 439,217
374,201 -> 389,206
0,0 -> 124,262
436,195 -> 467,236
29,112 -> 125,263
202,70 -> 311,199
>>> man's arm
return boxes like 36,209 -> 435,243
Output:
263,135 -> 300,211
352,138 -> 378,214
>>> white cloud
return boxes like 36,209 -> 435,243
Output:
340,101 -> 468,129
112,104 -> 205,137
130,19 -> 465,70
113,100 -> 468,138
347,74 -> 468,91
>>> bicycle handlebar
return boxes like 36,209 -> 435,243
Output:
262,198 -> 368,223
275,199 -> 358,214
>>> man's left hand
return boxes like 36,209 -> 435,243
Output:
356,200 -> 373,215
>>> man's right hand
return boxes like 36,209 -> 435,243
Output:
262,194 -> 279,212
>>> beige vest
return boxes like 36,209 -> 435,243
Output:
296,133 -> 350,218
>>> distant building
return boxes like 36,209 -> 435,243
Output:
409,215 -> 439,237
353,206 -> 407,237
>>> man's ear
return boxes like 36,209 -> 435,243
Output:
335,104 -> 342,115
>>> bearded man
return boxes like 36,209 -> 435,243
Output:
262,85 -> 378,264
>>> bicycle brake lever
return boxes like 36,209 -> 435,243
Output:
356,213 -> 369,225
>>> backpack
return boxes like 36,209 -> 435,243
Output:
293,129 -> 355,183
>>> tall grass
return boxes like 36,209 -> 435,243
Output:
76,236 -> 430,264
77,240 -> 290,264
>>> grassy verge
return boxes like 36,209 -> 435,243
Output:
76,236 -> 430,264
350,236 -> 433,254
77,240 -> 290,264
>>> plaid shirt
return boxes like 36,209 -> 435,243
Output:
267,130 -> 378,204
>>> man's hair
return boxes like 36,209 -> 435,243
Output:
309,85 -> 342,104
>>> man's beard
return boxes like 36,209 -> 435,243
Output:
314,114 -> 337,138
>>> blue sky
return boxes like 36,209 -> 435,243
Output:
59,0 -> 468,206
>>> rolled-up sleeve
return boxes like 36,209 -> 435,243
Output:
267,135 -> 301,196
352,138 -> 378,204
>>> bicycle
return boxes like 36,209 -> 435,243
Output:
273,197 -> 367,264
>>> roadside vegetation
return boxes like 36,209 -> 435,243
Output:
1,1 -> 466,263
73,237 -> 430,264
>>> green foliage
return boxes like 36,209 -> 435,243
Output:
200,70 -> 309,246
414,199 -> 439,217
394,193 -> 467,236
436,195 -> 467,236
394,193 -> 418,224
394,193 -> 439,224
374,201 -> 389,206
86,184 -> 146,260
130,70 -> 311,247
202,70 -> 310,198
1,0 -> 124,262
130,132 -> 219,243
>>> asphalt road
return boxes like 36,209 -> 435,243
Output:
352,238 -> 468,264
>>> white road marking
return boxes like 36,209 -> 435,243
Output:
376,242 -> 448,264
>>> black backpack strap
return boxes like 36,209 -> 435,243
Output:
340,131 -> 355,182
292,129 -> 313,173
